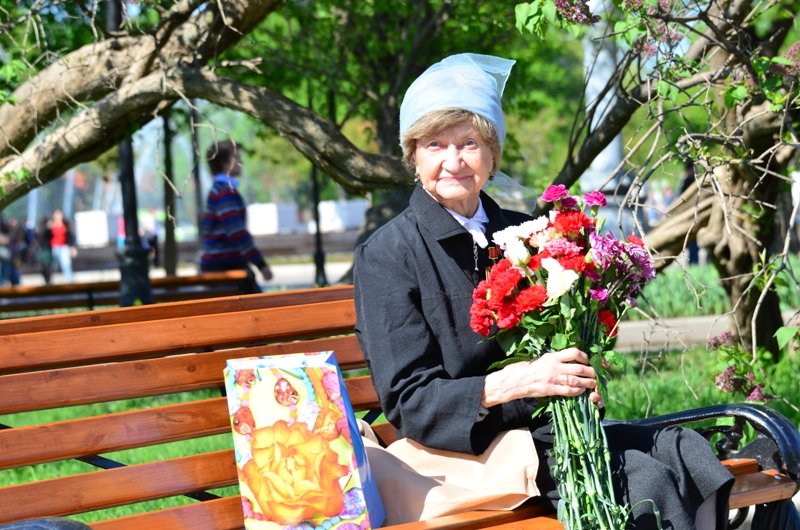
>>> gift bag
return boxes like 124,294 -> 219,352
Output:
224,351 -> 386,530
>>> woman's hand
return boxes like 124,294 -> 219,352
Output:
482,347 -> 602,408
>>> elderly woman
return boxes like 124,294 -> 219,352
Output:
354,53 -> 733,529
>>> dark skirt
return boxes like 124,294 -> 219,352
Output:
532,422 -> 735,530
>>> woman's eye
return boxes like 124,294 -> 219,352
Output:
463,138 -> 478,148
426,140 -> 441,149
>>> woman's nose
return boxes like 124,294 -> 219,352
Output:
441,144 -> 463,172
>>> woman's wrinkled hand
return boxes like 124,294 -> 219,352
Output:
482,347 -> 602,407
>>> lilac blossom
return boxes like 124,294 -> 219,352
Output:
708,331 -> 734,349
715,365 -> 736,392
746,386 -> 766,402
552,0 -> 599,24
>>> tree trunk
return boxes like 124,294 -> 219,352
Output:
695,164 -> 783,357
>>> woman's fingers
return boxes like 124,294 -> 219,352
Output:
555,347 -> 589,365
590,390 -> 605,409
546,349 -> 598,397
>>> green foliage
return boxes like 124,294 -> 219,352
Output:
775,326 -> 800,352
606,346 -> 800,428
515,1 -> 557,38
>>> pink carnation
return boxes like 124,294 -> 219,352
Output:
541,184 -> 570,203
583,191 -> 607,207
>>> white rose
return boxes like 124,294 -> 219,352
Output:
505,240 -> 531,267
541,258 -> 579,300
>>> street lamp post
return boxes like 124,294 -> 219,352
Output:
108,0 -> 153,306
310,165 -> 328,287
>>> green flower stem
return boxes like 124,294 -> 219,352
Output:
549,384 -> 628,530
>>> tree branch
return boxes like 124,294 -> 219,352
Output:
0,68 -> 407,208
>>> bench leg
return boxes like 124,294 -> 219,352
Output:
0,518 -> 91,530
751,499 -> 800,530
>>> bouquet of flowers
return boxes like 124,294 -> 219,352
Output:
470,184 -> 656,530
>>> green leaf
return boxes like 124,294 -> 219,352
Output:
541,0 -> 557,23
771,56 -> 794,66
723,85 -> 749,108
775,326 -> 799,351
551,333 -> 569,351
515,3 -> 534,33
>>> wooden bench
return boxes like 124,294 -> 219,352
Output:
0,285 -> 797,530
0,270 -> 250,316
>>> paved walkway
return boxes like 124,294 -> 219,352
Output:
19,260 -> 355,291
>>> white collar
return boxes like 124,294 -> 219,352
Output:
445,200 -> 489,248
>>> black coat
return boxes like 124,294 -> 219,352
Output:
354,186 -> 733,528
354,185 -> 540,455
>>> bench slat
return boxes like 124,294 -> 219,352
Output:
0,398 -> 230,469
0,271 -> 252,316
728,469 -> 797,509
0,300 -> 356,372
0,285 -> 354,335
377,505 -> 556,530
0,375 -> 378,469
721,458 -> 761,477
89,497 -> 557,530
0,336 -> 366,414
90,497 -> 246,530
0,450 -> 237,523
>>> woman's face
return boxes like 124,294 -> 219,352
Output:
414,122 -> 494,216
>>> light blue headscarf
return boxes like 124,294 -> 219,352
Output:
399,53 -> 516,149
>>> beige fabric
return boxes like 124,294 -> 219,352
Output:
361,427 -> 539,525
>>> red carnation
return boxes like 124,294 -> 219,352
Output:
558,254 -> 587,273
627,235 -> 645,247
470,301 -> 495,336
553,211 -> 593,237
514,285 -> 548,314
528,250 -> 550,272
598,309 -> 618,337
496,299 -> 522,329
485,260 -> 524,310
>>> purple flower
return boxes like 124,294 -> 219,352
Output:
708,331 -> 734,349
625,242 -> 656,284
541,184 -> 570,203
589,232 -> 627,272
552,0 -> 600,24
590,288 -> 609,304
559,196 -> 579,210
583,191 -> 607,207
746,386 -> 765,402
715,365 -> 736,392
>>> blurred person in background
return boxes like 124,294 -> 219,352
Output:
200,139 -> 273,293
49,209 -> 77,284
